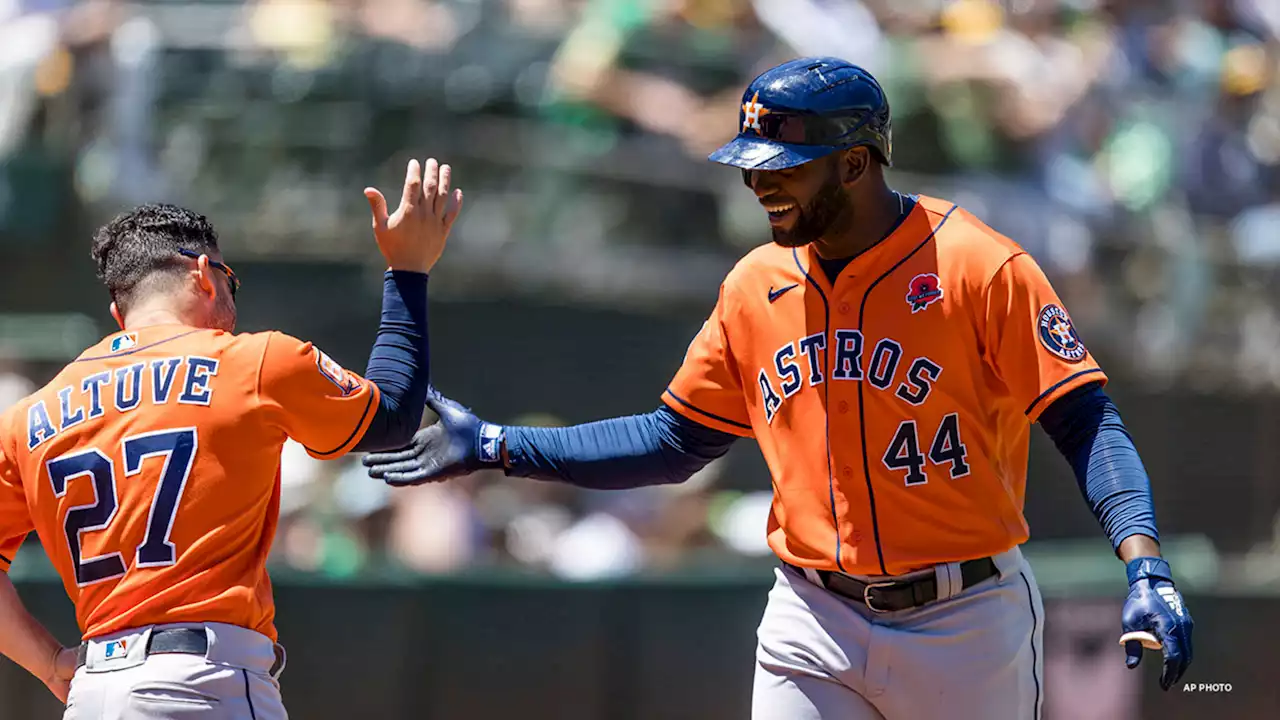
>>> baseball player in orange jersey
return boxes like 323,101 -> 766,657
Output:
364,59 -> 1194,718
0,157 -> 462,718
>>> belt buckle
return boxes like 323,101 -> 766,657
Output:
863,580 -> 897,614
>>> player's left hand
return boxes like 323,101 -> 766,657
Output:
1120,557 -> 1193,691
41,646 -> 76,703
363,157 -> 463,275
362,388 -> 504,486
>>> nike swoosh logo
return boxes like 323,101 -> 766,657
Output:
768,284 -> 799,303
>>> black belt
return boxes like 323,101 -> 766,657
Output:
76,627 -> 286,677
784,557 -> 999,613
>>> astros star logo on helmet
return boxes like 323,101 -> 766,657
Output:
742,91 -> 771,134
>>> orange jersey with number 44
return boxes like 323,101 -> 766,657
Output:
663,196 -> 1106,576
0,326 -> 379,642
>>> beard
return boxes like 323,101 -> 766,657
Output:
770,177 -> 853,249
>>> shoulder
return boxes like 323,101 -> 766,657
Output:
222,330 -> 324,365
923,195 -> 1027,260
921,195 -> 1036,287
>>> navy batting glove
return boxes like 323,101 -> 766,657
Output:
362,389 -> 505,486
1121,557 -> 1194,691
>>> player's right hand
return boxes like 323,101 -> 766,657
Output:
363,158 -> 463,275
362,388 -> 504,486
42,646 -> 76,703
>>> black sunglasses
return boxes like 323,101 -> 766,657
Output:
177,248 -> 240,297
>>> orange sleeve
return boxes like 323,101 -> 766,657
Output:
257,331 -> 382,459
0,432 -> 32,573
982,252 -> 1107,423
661,285 -> 754,437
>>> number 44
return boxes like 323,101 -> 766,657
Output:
882,413 -> 970,485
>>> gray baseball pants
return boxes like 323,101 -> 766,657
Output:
63,622 -> 287,719
752,546 -> 1044,720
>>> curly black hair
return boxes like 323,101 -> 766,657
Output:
90,203 -> 222,313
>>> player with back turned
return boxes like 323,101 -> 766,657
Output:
0,158 -> 461,718
364,59 -> 1193,719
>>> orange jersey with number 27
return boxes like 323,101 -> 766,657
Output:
663,196 -> 1106,576
0,325 -> 379,642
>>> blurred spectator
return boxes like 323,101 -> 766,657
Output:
386,475 -> 481,574
1180,42 -> 1274,219
1231,167 -> 1280,264
748,0 -> 884,73
274,438 -> 327,571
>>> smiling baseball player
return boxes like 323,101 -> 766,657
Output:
364,58 -> 1193,719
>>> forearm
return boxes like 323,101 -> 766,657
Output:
1039,383 -> 1160,554
0,572 -> 61,684
354,270 -> 431,451
503,405 -> 736,490
1119,534 -> 1162,563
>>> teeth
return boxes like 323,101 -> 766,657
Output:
765,204 -> 794,213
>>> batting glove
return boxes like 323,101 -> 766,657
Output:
1120,556 -> 1194,691
362,389 -> 505,486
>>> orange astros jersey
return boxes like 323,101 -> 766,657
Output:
0,325 -> 379,642
663,195 -> 1105,576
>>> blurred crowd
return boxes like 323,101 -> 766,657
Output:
270,434 -> 776,580
4,0 -> 1280,576
2,0 -> 1280,388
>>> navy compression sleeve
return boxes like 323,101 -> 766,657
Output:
1038,382 -> 1159,551
503,405 -> 738,489
352,270 -> 431,451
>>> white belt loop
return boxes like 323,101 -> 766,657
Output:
933,562 -> 962,601
991,546 -> 1023,580
948,561 -> 964,597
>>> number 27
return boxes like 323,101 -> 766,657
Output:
45,428 -> 197,587
882,414 -> 970,486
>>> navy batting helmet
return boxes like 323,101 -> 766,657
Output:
709,57 -> 892,171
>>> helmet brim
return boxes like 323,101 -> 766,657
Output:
708,135 -> 843,171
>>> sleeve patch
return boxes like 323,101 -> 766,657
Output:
316,349 -> 361,396
1037,304 -> 1088,363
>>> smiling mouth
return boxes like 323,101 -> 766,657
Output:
764,202 -> 795,219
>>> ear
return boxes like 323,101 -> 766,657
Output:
109,301 -> 124,330
194,255 -> 218,299
840,148 -> 870,186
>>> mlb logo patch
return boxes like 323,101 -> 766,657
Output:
104,639 -> 128,659
906,273 -> 944,313
110,333 -> 138,353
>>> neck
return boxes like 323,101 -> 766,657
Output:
812,183 -> 903,260
122,311 -> 189,330
119,298 -> 196,331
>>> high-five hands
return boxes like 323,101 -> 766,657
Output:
363,389 -> 505,486
364,158 -> 463,274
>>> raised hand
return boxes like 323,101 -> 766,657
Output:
363,158 -> 464,274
